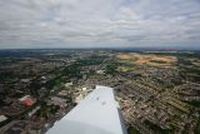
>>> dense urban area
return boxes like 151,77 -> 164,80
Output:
0,49 -> 200,134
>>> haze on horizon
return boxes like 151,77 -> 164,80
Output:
0,0 -> 200,49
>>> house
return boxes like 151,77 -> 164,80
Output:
0,115 -> 7,123
19,95 -> 36,107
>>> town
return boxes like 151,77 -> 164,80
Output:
0,49 -> 200,134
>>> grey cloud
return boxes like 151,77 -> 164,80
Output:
0,0 -> 200,48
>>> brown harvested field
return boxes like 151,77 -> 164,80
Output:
117,53 -> 177,67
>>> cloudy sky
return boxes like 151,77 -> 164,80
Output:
0,0 -> 200,49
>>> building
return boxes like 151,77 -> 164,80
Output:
19,95 -> 36,107
0,115 -> 7,123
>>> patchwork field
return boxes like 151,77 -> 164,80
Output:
117,53 -> 177,68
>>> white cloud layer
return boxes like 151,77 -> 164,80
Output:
0,0 -> 200,48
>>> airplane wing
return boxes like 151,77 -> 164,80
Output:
47,85 -> 127,134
